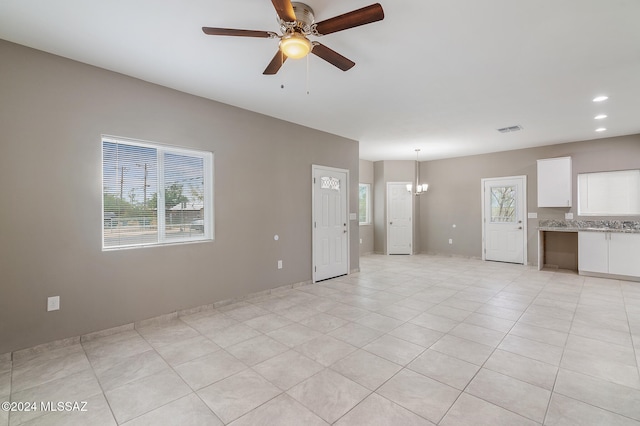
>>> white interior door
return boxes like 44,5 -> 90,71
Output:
483,176 -> 527,264
387,182 -> 412,255
313,166 -> 348,281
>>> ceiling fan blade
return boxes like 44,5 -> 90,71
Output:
202,27 -> 275,38
311,43 -> 355,71
314,3 -> 384,35
263,50 -> 288,75
271,0 -> 296,22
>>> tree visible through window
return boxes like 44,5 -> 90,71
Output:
490,185 -> 516,222
102,137 -> 213,249
359,183 -> 371,225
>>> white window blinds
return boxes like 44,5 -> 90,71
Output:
102,137 -> 213,249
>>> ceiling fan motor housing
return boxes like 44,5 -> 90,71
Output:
279,2 -> 315,34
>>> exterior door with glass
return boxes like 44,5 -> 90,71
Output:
313,166 -> 349,281
482,176 -> 527,264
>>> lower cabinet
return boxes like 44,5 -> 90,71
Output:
578,231 -> 640,278
609,233 -> 640,277
578,232 -> 608,274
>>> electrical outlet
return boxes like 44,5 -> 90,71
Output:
47,296 -> 60,311
360,239 -> 363,244
277,260 -> 283,269
449,239 -> 453,244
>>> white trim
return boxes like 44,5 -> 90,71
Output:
312,165 -> 350,283
481,175 -> 528,265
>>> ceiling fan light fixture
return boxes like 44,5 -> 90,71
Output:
279,33 -> 312,59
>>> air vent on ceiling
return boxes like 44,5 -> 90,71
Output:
497,125 -> 523,133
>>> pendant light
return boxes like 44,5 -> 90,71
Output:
406,149 -> 428,196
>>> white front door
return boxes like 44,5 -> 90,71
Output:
313,166 -> 349,281
482,176 -> 527,264
387,182 -> 413,255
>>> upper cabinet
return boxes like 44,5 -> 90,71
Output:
537,156 -> 572,207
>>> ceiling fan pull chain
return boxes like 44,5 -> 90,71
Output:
306,54 -> 310,95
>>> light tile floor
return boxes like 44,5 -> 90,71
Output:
3,254 -> 640,425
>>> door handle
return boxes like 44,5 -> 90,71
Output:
344,230 -> 347,234
517,226 -> 523,230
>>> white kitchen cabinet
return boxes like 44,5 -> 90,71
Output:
578,232 -> 608,274
537,157 -> 572,207
608,233 -> 640,277
578,231 -> 640,278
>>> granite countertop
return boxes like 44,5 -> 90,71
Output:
538,219 -> 640,233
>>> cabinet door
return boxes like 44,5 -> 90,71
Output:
537,157 -> 572,207
608,233 -> 640,277
578,232 -> 608,273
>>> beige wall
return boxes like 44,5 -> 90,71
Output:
419,134 -> 640,264
359,160 -> 374,255
0,40 -> 359,355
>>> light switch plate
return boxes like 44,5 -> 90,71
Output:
47,296 -> 60,311
528,212 -> 538,219
349,212 -> 357,221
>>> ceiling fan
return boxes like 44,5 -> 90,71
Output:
202,0 -> 384,75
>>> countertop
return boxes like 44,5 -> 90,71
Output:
538,219 -> 640,234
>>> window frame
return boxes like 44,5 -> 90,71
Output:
359,183 -> 372,225
101,135 -> 214,250
578,169 -> 640,216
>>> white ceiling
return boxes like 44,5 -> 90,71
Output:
1,0 -> 639,161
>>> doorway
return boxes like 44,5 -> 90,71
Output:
387,182 -> 413,255
312,165 -> 349,282
482,176 -> 527,264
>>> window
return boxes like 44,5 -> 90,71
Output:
578,169 -> 640,216
359,183 -> 371,225
102,136 -> 213,249
490,185 -> 516,222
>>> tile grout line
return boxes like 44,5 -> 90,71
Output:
620,282 -> 640,378
433,269 -> 547,424
540,273 -> 584,425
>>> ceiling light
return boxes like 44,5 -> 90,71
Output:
594,114 -> 608,120
279,33 -> 312,59
595,127 -> 607,132
592,95 -> 609,102
407,149 -> 428,196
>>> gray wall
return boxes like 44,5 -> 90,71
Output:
0,40 -> 360,355
359,160 -> 374,255
372,160 -> 419,254
419,134 -> 640,264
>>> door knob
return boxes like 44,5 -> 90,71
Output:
344,230 -> 347,233
389,222 -> 393,225
517,226 -> 523,230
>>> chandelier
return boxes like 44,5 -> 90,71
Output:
406,149 -> 428,196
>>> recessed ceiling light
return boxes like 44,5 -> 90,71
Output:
595,127 -> 607,132
593,95 -> 609,102
594,114 -> 607,120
